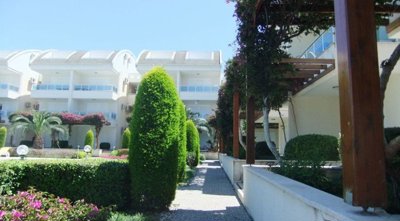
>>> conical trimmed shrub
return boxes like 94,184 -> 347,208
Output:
129,67 -> 180,211
84,129 -> 94,148
121,128 -> 131,149
186,120 -> 200,167
177,101 -> 187,183
0,127 -> 7,148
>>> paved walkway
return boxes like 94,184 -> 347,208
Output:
160,160 -> 252,221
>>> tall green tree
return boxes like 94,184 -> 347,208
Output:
177,101 -> 187,183
121,128 -> 131,149
10,111 -> 68,149
186,120 -> 200,167
129,67 -> 180,211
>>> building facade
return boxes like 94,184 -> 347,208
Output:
0,50 -> 222,149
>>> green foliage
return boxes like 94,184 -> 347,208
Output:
0,126 -> 7,148
284,134 -> 339,161
272,160 -> 334,194
0,159 -> 130,209
84,129 -> 95,148
129,67 -> 180,211
215,84 -> 233,151
385,127 -> 400,142
177,101 -> 187,183
0,188 -> 112,220
10,111 -> 68,149
121,128 -> 131,149
186,120 -> 200,167
73,151 -> 88,159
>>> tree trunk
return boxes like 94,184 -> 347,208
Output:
33,136 -> 44,149
263,97 -> 282,162
380,43 -> 400,158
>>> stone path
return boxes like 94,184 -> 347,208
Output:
160,160 -> 252,221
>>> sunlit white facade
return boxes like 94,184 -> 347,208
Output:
0,49 -> 222,149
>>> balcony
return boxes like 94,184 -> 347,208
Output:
72,84 -> 118,100
31,84 -> 70,99
179,85 -> 219,100
300,27 -> 335,59
0,83 -> 20,99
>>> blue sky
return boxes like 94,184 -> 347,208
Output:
0,0 -> 237,63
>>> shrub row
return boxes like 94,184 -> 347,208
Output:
186,120 -> 200,167
0,126 -> 7,148
0,159 -> 130,209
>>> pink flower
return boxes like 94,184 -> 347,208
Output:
58,198 -> 65,203
30,200 -> 42,209
0,210 -> 6,218
18,191 -> 29,197
11,210 -> 24,220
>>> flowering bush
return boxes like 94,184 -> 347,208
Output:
0,188 -> 112,221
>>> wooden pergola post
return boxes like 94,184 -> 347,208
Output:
246,96 -> 255,164
334,0 -> 387,208
233,90 -> 240,158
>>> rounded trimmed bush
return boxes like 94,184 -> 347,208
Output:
0,126 -> 7,148
129,67 -> 180,211
284,134 -> 339,161
186,120 -> 200,167
84,129 -> 94,148
177,101 -> 187,183
121,128 -> 131,149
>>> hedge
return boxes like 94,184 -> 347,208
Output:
186,120 -> 200,167
0,159 -> 130,209
129,67 -> 180,211
0,126 -> 6,148
284,134 -> 339,161
84,129 -> 94,148
121,128 -> 131,149
177,101 -> 187,183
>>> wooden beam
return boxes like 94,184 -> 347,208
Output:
334,0 -> 387,208
233,91 -> 240,158
386,15 -> 400,33
293,64 -> 328,70
280,58 -> 335,64
292,64 -> 336,94
246,96 -> 255,164
284,70 -> 320,79
257,0 -> 400,14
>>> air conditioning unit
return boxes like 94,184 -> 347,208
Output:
25,102 -> 31,108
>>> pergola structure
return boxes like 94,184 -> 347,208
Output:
231,0 -> 399,209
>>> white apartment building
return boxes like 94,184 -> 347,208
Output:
259,25 -> 400,154
137,50 -> 222,148
0,49 -> 222,149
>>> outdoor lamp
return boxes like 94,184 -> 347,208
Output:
16,145 -> 29,160
83,145 -> 91,159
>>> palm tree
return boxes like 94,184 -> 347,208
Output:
186,108 -> 215,148
10,111 -> 68,149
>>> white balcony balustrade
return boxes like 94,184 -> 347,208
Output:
0,83 -> 20,99
73,84 -> 118,100
179,85 -> 219,100
31,84 -> 70,98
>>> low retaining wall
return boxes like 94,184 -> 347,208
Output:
219,153 -> 276,184
202,151 -> 218,160
242,165 -> 400,221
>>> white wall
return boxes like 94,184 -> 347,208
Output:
287,96 -> 340,140
383,74 -> 400,127
241,166 -> 400,221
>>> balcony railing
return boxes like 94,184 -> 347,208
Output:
180,85 -> 219,93
0,83 -> 19,92
32,84 -> 69,91
74,85 -> 117,93
300,27 -> 335,59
